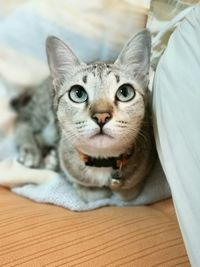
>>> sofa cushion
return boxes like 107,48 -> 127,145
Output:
0,187 -> 189,266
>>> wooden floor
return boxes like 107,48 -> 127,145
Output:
0,187 -> 190,267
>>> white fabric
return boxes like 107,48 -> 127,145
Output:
153,4 -> 200,267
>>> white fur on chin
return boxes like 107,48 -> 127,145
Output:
77,135 -> 129,158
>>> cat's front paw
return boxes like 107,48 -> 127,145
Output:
18,145 -> 41,168
44,149 -> 58,171
74,184 -> 112,203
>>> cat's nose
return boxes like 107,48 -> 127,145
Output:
92,112 -> 112,127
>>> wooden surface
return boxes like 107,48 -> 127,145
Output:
0,187 -> 189,267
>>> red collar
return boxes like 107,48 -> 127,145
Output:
79,150 -> 133,169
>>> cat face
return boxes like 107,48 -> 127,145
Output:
46,30 -> 151,157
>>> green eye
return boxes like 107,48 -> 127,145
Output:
116,84 -> 135,102
69,85 -> 88,103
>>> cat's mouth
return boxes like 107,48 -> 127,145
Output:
90,128 -> 114,140
91,132 -> 113,139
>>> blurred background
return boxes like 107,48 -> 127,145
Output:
0,0 -> 150,86
0,0 -> 197,86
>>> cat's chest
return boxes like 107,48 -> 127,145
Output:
84,166 -> 113,187
65,163 -> 113,187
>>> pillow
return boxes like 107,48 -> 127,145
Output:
153,4 -> 200,266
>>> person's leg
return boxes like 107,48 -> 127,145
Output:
153,5 -> 200,267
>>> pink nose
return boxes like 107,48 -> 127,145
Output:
92,112 -> 111,126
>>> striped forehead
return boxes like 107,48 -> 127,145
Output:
81,63 -> 120,84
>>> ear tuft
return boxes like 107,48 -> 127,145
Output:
46,36 -> 85,81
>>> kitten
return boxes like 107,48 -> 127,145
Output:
12,29 -> 163,202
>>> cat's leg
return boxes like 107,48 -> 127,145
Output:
44,148 -> 59,171
0,160 -> 57,188
73,183 -> 112,202
16,122 -> 42,168
114,162 -> 171,205
113,182 -> 142,201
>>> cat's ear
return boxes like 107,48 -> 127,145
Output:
114,29 -> 151,82
46,36 -> 85,81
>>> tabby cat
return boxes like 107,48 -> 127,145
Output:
12,29 -> 167,202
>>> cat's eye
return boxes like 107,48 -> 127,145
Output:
116,84 -> 135,102
69,85 -> 88,103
